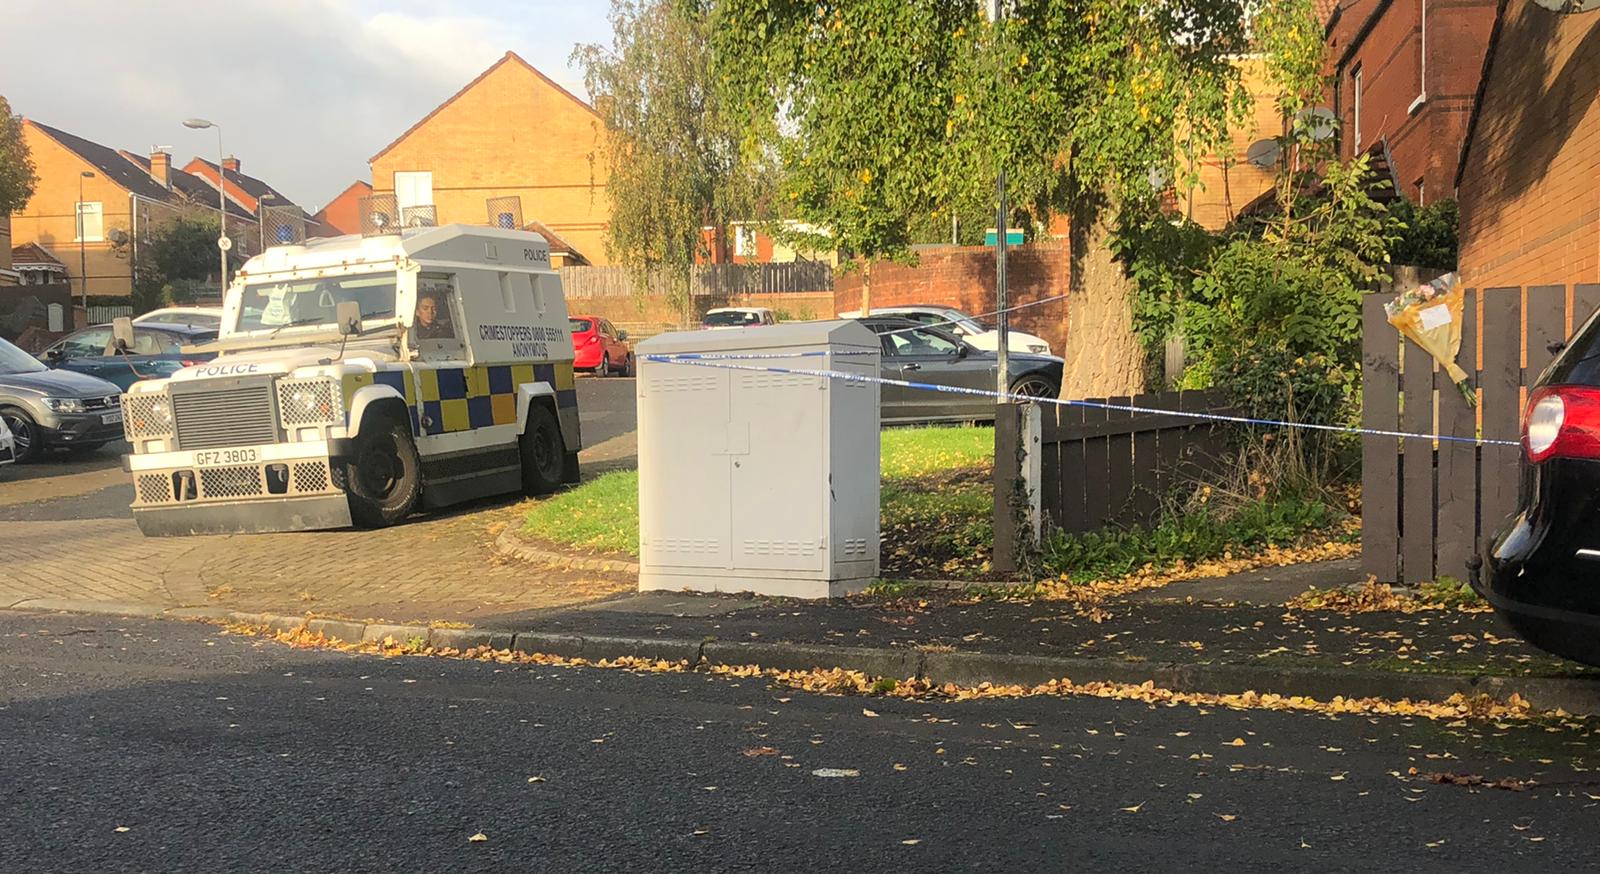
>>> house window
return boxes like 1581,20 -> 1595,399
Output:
1352,66 -> 1364,151
734,226 -> 757,258
394,171 -> 433,210
76,201 -> 104,243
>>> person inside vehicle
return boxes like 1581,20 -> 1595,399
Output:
414,293 -> 453,340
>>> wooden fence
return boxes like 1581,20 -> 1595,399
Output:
994,390 -> 1237,569
1361,283 -> 1600,584
560,261 -> 833,299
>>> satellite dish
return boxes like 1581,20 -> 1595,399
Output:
1532,0 -> 1599,11
1294,107 -> 1338,142
1146,166 -> 1171,190
1246,139 -> 1282,169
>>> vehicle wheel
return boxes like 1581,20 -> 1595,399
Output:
623,353 -> 636,377
342,416 -> 422,528
520,403 -> 566,496
1500,612 -> 1600,668
598,354 -> 611,378
1009,374 -> 1060,400
1,407 -> 42,463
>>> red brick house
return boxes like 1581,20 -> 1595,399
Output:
1325,0 -> 1499,203
311,180 -> 373,236
1455,1 -> 1600,290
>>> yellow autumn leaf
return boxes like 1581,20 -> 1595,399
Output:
1227,737 -> 1246,747
468,833 -> 488,843
1216,814 -> 1238,822
1120,802 -> 1145,813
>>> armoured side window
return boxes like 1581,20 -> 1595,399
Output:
414,273 -> 464,359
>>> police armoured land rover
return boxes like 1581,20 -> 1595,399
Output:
120,223 -> 580,536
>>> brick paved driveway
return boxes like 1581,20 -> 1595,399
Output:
0,377 -> 638,624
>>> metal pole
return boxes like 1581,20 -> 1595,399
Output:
215,128 -> 228,294
995,169 -> 1009,398
77,172 -> 92,315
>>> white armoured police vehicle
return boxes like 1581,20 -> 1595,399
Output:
119,224 -> 580,536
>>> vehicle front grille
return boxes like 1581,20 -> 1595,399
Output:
83,395 -> 120,412
172,382 -> 279,450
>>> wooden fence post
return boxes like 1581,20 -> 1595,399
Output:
993,403 -> 1023,575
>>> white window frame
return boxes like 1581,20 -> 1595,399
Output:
394,171 -> 434,210
1352,66 -> 1364,152
75,201 -> 104,243
734,225 -> 757,258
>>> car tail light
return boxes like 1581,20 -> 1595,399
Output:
1525,386 -> 1600,463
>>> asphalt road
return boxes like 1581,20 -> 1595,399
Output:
4,612 -> 1599,872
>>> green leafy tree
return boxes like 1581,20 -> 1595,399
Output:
1387,198 -> 1458,270
710,0 -> 1272,388
0,95 -> 38,215
133,215 -> 220,311
574,0 -> 759,317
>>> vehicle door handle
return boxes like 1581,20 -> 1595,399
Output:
903,363 -> 921,372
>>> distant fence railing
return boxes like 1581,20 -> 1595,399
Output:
1361,283 -> 1600,585
560,261 -> 834,299
87,304 -> 134,324
993,390 -> 1238,569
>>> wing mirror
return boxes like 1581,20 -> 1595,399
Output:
336,301 -> 362,336
111,317 -> 135,355
617,330 -> 630,341
957,344 -> 970,359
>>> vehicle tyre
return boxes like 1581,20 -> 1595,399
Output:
1,407 -> 42,463
343,415 -> 422,528
520,402 -> 566,496
1500,612 -> 1600,668
623,353 -> 636,377
598,354 -> 611,378
1009,374 -> 1060,400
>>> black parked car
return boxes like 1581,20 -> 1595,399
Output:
857,317 -> 1062,425
1478,309 -> 1600,665
0,336 -> 125,462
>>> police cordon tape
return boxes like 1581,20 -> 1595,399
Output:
642,352 -> 1522,449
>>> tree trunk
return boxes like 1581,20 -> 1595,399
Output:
860,258 -> 872,316
1063,198 -> 1145,397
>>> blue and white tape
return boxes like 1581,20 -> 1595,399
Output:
642,353 -> 1520,449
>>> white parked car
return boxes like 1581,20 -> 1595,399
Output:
836,305 -> 1052,355
702,307 -> 778,329
134,306 -> 224,331
0,414 -> 14,472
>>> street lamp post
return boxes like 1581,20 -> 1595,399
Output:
990,2 -> 1010,401
77,171 -> 94,314
182,118 -> 230,294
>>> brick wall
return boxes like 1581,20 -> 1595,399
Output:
1328,0 -> 1496,202
11,123 -> 134,296
567,291 -> 837,342
371,54 -> 611,265
1457,5 -> 1600,292
0,216 -> 12,284
1184,57 -> 1285,230
831,245 -> 1071,355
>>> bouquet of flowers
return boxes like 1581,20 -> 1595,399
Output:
1385,272 -> 1475,406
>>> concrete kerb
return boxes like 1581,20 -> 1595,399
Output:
10,600 -> 1600,716
492,527 -> 641,574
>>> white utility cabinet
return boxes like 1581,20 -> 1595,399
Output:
636,320 -> 881,599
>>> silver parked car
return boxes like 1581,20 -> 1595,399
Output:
0,337 -> 125,462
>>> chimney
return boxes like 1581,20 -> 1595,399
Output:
221,155 -> 240,174
149,150 -> 171,188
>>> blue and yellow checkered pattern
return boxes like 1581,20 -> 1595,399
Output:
342,364 -> 575,436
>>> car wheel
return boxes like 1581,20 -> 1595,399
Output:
0,407 -> 42,463
342,415 -> 422,528
623,353 -> 635,378
520,403 -> 566,496
1500,612 -> 1600,668
1009,374 -> 1060,400
598,354 -> 611,378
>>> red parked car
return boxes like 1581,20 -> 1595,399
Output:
570,315 -> 634,377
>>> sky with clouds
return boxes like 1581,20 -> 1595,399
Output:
0,0 -> 611,210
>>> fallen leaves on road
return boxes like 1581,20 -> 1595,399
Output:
1286,577 -> 1492,614
812,768 -> 860,778
743,746 -> 779,757
220,622 -> 1564,724
1418,771 -> 1535,792
468,832 -> 488,843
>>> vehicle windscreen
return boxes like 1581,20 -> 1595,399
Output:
569,318 -> 594,333
704,311 -> 759,327
1540,305 -> 1600,387
0,338 -> 47,375
234,273 -> 397,333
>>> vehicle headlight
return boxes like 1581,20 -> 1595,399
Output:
42,397 -> 87,413
124,393 -> 175,438
276,378 -> 342,429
